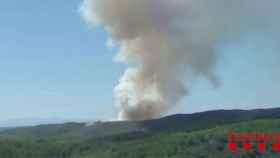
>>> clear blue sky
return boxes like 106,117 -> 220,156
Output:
0,0 -> 279,123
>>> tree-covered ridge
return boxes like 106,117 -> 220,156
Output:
1,119 -> 280,158
2,108 -> 280,141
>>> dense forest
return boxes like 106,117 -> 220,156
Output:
0,119 -> 280,158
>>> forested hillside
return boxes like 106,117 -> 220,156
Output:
1,108 -> 280,158
0,119 -> 280,158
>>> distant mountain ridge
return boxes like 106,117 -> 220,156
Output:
143,108 -> 280,131
0,117 -> 86,128
0,128 -> 10,132
0,108 -> 280,140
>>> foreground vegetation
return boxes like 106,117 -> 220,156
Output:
0,119 -> 280,158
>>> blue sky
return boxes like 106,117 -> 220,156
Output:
0,0 -> 279,123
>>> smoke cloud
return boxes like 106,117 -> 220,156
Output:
80,0 -> 280,120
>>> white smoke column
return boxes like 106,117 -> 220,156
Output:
80,0 -> 280,120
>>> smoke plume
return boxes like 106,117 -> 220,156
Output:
80,0 -> 280,120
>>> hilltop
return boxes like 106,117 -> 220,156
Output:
1,108 -> 280,140
0,108 -> 280,158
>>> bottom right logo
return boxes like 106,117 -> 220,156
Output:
228,132 -> 280,153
